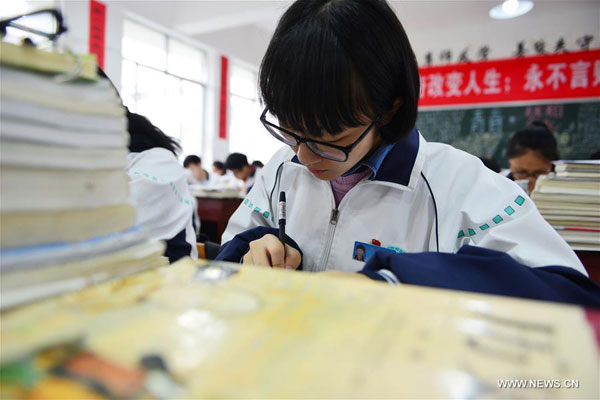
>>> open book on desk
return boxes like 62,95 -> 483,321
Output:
1,259 -> 597,399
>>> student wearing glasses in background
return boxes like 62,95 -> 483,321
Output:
505,121 -> 559,193
216,0 -> 599,307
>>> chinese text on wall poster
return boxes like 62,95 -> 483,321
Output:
418,49 -> 600,107
89,0 -> 106,69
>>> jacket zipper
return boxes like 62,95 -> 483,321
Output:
317,180 -> 366,271
317,208 -> 339,271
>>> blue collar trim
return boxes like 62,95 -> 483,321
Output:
342,141 -> 395,178
290,127 -> 420,187
372,127 -> 419,186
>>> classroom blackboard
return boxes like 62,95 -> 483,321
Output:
416,101 -> 600,167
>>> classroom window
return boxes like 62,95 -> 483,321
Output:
121,19 -> 207,157
228,64 -> 282,165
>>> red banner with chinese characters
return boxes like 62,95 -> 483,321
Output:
219,55 -> 229,140
418,49 -> 600,108
88,0 -> 106,69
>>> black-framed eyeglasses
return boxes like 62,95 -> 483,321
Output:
0,9 -> 67,43
260,108 -> 380,162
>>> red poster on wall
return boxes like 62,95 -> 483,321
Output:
219,55 -> 229,140
418,49 -> 600,108
89,0 -> 106,69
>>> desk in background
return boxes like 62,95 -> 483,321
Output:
196,196 -> 243,243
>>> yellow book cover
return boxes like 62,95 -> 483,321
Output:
0,259 -> 598,399
0,41 -> 97,80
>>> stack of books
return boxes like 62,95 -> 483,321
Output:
531,160 -> 600,251
0,42 -> 166,309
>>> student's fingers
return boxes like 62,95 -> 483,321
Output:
265,235 -> 286,268
284,245 -> 302,270
244,234 -> 295,269
242,251 -> 253,265
247,237 -> 272,267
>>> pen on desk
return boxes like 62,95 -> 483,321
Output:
278,191 -> 286,258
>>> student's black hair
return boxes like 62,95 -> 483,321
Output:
252,160 -> 264,168
225,153 -> 249,170
356,245 -> 365,252
259,0 -> 419,143
127,109 -> 181,156
479,156 -> 500,173
505,121 -> 559,161
183,155 -> 202,168
213,161 -> 226,170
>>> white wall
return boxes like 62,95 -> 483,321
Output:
405,1 -> 600,65
194,25 -> 271,67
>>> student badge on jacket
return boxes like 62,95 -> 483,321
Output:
352,240 -> 404,263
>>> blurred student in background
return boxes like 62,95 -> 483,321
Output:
208,159 -> 244,190
252,160 -> 264,169
478,156 -> 500,173
213,161 -> 226,176
225,152 -> 262,192
506,121 -> 559,192
126,111 -> 197,262
183,155 -> 209,185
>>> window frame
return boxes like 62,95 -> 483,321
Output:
120,18 -> 208,156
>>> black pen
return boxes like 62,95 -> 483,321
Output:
278,191 -> 286,258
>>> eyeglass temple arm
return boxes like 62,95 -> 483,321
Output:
0,9 -> 67,41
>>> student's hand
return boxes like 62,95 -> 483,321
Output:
243,234 -> 302,269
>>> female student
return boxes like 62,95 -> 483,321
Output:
506,121 -> 559,192
217,0 -> 599,306
127,110 -> 197,262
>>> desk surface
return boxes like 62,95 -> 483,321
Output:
1,259 -> 598,399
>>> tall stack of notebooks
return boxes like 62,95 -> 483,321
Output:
531,160 -> 600,251
0,42 -> 167,309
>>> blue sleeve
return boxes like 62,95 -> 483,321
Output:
215,226 -> 303,270
359,245 -> 600,307
165,228 -> 192,264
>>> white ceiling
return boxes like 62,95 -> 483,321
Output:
112,0 -> 600,67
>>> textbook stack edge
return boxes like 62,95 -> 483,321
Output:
531,160 -> 600,251
0,42 -> 167,309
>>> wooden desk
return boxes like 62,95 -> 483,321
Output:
196,196 -> 242,243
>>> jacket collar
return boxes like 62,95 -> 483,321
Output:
372,127 -> 424,189
291,126 -> 425,190
341,141 -> 395,178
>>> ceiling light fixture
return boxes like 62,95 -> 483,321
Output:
489,0 -> 534,20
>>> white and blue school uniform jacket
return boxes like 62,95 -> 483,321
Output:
218,128 -> 600,306
127,148 -> 198,263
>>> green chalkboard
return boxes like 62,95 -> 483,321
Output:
416,101 -> 600,168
